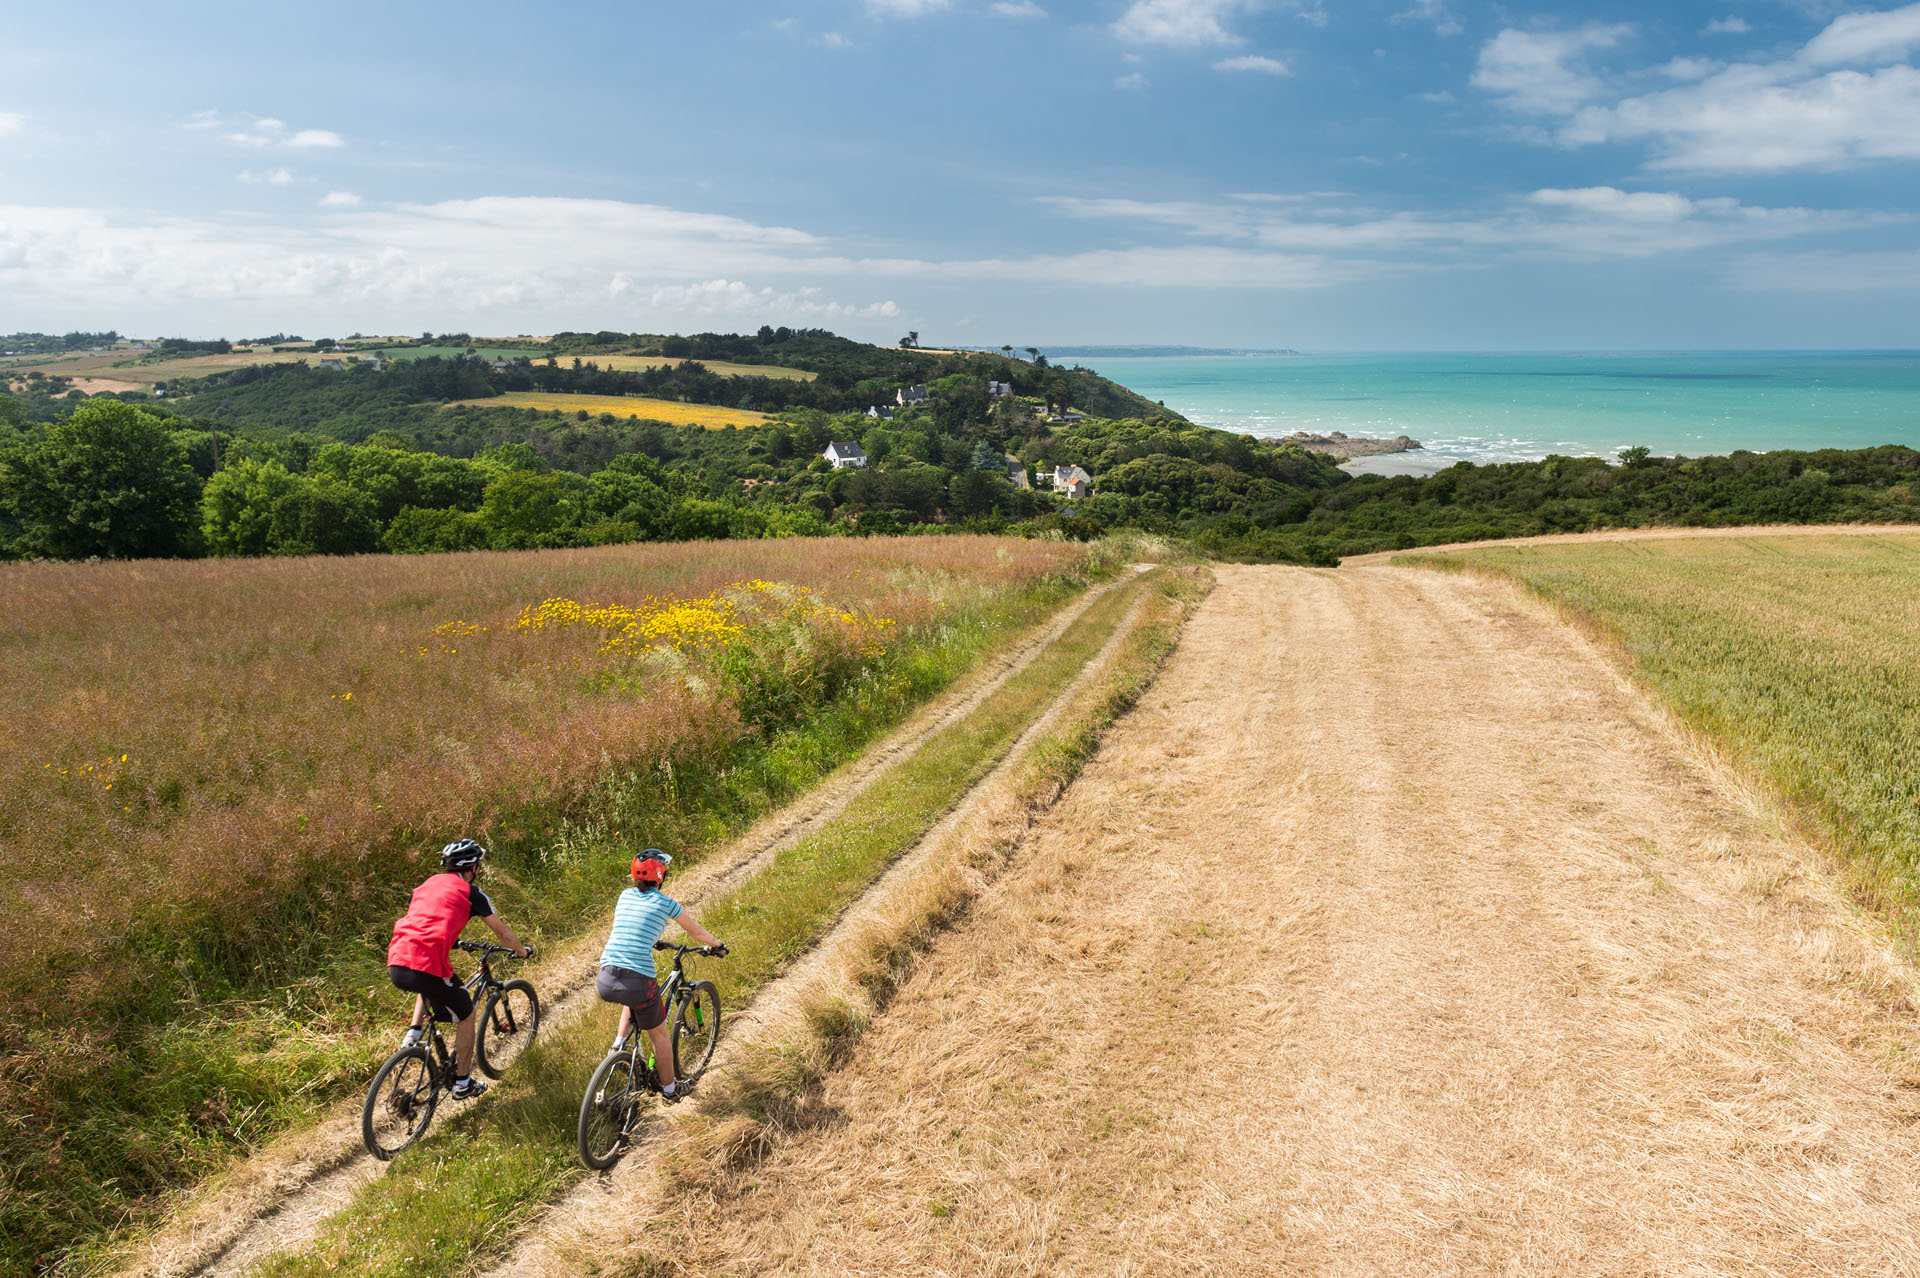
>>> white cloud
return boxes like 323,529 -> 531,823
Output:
990,0 -> 1047,16
1471,25 -> 1632,113
1485,5 -> 1920,173
1113,0 -> 1247,48
0,112 -> 24,138
320,190 -> 362,207
1215,54 -> 1290,74
1801,3 -> 1920,66
1395,0 -> 1462,38
863,0 -> 949,15
214,114 -> 346,150
239,168 -> 296,186
1563,62 -> 1920,172
1702,16 -> 1751,36
1116,72 -> 1149,90
818,30 -> 852,47
1419,90 -> 1456,103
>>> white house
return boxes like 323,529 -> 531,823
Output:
895,384 -> 929,406
318,357 -> 345,371
864,405 -> 893,420
824,441 -> 869,469
1005,454 -> 1030,490
988,380 -> 1013,398
1051,463 -> 1092,500
363,355 -> 385,372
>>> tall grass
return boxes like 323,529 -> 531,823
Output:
1402,532 -> 1920,928
247,570 -> 1161,1278
0,536 -> 1086,1276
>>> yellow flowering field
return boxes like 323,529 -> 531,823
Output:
454,391 -> 775,428
0,535 -> 1088,1271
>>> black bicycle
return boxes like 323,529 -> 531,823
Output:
576,942 -> 724,1170
361,940 -> 541,1159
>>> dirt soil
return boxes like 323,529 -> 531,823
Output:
620,563 -> 1920,1276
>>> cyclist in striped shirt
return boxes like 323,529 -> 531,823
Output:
595,849 -> 725,1102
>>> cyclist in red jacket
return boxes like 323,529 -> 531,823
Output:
387,839 -> 530,1099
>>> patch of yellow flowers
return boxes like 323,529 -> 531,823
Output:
513,579 -> 894,659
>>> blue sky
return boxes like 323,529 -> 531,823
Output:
3,0 -> 1918,348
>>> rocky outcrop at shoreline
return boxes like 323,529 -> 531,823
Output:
1269,430 -> 1423,459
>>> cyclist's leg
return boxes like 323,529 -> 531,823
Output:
646,1020 -> 675,1089
453,1008 -> 478,1076
614,1004 -> 633,1048
409,995 -> 428,1031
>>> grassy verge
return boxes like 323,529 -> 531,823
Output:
52,556 -> 1099,1278
1400,532 -> 1920,936
247,571 -> 1161,1278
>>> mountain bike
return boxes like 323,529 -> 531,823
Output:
361,940 -> 541,1159
576,942 -> 724,1170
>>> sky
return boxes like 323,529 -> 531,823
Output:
3,0 -> 1918,349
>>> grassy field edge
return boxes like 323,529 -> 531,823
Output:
239,566 -> 1178,1278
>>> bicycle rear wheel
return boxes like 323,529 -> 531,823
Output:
476,979 -> 541,1078
578,1050 -> 642,1171
363,1045 -> 439,1159
672,981 -> 722,1082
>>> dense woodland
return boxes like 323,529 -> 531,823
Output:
4,329 -> 1919,563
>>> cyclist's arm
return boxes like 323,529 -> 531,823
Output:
482,912 -> 531,958
674,912 -> 720,948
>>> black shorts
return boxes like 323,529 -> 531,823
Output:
596,966 -> 666,1030
389,965 -> 475,1023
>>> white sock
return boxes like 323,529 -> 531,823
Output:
611,1034 -> 625,1050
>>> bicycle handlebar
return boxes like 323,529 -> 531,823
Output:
652,941 -> 727,957
455,940 -> 531,958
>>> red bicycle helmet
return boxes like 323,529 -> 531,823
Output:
631,849 -> 671,885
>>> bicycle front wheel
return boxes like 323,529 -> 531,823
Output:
363,1045 -> 439,1160
673,981 -> 722,1082
578,1050 -> 642,1171
476,980 -> 541,1078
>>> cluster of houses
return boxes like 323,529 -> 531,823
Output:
317,354 -> 385,372
822,441 -> 1092,500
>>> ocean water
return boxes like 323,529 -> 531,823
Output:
1073,352 -> 1920,465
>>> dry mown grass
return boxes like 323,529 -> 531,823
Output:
0,536 -> 1085,1275
581,562 -> 1920,1275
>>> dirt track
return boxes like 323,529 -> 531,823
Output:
625,563 -> 1920,1275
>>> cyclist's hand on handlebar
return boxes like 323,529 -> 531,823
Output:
517,944 -> 534,959
704,943 -> 729,958
652,940 -> 674,952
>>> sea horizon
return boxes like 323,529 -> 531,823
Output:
1069,349 -> 1920,469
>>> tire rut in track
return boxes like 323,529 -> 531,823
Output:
596,562 -> 1920,1275
119,572 -> 1140,1278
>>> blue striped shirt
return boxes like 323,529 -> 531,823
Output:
599,888 -> 684,978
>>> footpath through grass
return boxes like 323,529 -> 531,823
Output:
1403,532 -> 1920,932
250,573 -> 1156,1278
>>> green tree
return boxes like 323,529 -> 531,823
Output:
479,470 -> 586,548
0,399 -> 201,559
200,458 -> 303,556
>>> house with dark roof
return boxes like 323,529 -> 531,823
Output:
1051,463 -> 1092,500
895,384 -> 929,406
824,441 -> 869,469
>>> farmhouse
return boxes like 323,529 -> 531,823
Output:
896,384 -> 929,406
1005,454 -> 1030,490
318,357 -> 345,371
1051,463 -> 1093,500
864,405 -> 893,420
363,355 -> 385,371
824,441 -> 869,469
988,380 -> 1013,397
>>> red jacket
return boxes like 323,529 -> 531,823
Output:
387,872 -> 477,978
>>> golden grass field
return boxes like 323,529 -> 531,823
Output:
0,536 -> 1087,1274
1405,531 -> 1920,919
452,391 -> 775,428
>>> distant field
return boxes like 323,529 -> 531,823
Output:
371,344 -> 541,362
1404,532 -> 1920,915
2,348 -> 344,386
457,390 -> 775,428
547,352 -> 816,380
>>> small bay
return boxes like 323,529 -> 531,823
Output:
1072,351 -> 1920,465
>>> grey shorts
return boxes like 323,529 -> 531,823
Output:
596,965 -> 666,1030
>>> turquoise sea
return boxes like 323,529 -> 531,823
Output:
1072,352 -> 1920,467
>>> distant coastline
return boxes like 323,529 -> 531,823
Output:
1040,345 -> 1301,359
